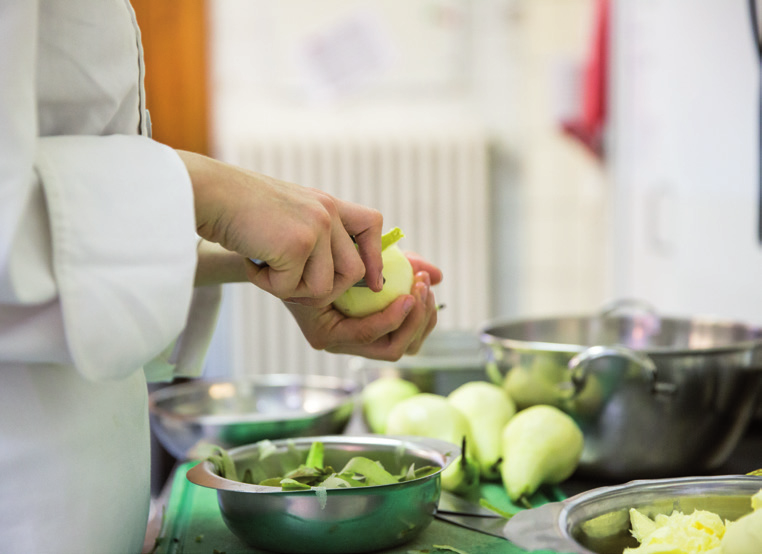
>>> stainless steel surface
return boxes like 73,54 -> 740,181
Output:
149,374 -> 357,460
504,475 -> 762,554
186,434 -> 458,554
352,329 -> 490,396
481,300 -> 762,479
434,512 -> 509,539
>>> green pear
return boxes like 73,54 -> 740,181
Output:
439,437 -> 480,496
503,354 -> 567,409
447,381 -> 516,480
385,393 -> 479,494
500,404 -> 583,502
361,376 -> 420,434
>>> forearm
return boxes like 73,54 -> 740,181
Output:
176,148 -> 384,304
176,149 -> 231,243
195,240 -> 248,287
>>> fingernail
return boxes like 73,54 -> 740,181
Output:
377,272 -> 385,290
416,281 -> 429,303
403,297 -> 415,314
416,271 -> 432,286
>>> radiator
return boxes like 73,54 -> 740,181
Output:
217,130 -> 491,379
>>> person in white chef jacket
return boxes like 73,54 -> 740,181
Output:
0,1 -> 442,552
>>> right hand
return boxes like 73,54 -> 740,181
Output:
179,151 -> 385,307
284,253 -> 443,360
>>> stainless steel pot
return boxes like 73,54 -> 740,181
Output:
480,300 -> 762,480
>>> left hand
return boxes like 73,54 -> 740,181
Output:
284,254 -> 442,360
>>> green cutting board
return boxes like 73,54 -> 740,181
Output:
149,462 -> 569,554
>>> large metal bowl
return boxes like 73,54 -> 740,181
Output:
149,374 -> 357,459
504,475 -> 762,554
186,435 -> 458,554
480,301 -> 762,479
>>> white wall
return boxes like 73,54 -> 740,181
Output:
203,0 -> 612,376
609,0 -> 762,324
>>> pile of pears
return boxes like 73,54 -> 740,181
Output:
361,376 -> 584,504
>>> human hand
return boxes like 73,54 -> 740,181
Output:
179,151 -> 384,306
284,254 -> 442,360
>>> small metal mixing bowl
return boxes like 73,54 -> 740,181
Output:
352,329 -> 490,396
504,475 -> 762,554
149,374 -> 357,459
186,435 -> 458,554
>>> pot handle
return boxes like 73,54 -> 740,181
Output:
599,298 -> 658,319
599,298 -> 662,347
567,344 -> 675,396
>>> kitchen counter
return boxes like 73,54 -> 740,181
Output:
144,462 -> 566,554
143,419 -> 762,553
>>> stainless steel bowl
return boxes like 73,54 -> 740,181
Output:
504,475 -> 762,554
480,300 -> 762,479
186,434 -> 458,554
149,374 -> 357,459
351,329 -> 490,396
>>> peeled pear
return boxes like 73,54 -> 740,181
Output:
333,228 -> 414,318
721,489 -> 762,554
385,393 -> 479,494
361,376 -> 420,434
447,381 -> 516,480
500,404 -> 583,502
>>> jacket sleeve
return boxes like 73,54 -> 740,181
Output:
0,0 -> 215,382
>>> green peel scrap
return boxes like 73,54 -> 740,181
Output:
205,446 -> 238,482
338,456 -> 398,486
381,227 -> 405,250
204,441 -> 439,492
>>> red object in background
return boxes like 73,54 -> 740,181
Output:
562,0 -> 609,160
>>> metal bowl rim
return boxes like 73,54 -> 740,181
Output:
504,474 -> 762,554
480,314 -> 762,356
558,474 -> 762,532
186,434 -> 459,495
148,374 -> 359,424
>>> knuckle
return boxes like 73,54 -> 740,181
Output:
292,231 -> 316,257
271,284 -> 296,300
308,287 -> 334,302
314,206 -> 334,231
305,194 -> 336,226
367,208 -> 383,229
303,275 -> 333,300
347,258 -> 366,283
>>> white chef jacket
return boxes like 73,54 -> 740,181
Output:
0,1 -> 221,552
